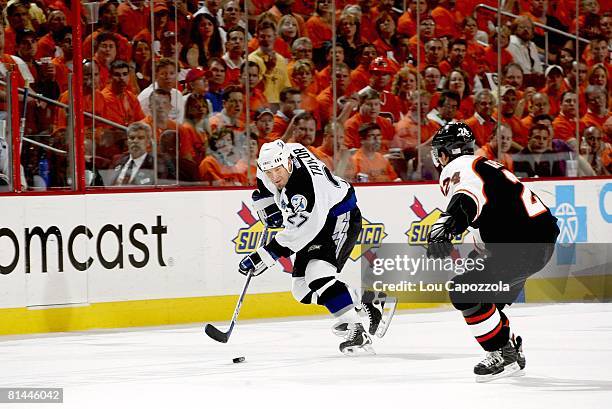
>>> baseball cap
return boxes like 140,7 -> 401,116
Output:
544,65 -> 564,77
185,68 -> 210,83
498,85 -> 517,96
254,107 -> 274,120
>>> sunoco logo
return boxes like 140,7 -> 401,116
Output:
0,215 -> 168,275
405,197 -> 466,245
232,203 -> 386,269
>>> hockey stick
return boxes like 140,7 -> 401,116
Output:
204,228 -> 268,343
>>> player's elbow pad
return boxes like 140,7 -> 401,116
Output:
252,190 -> 283,228
446,193 -> 477,234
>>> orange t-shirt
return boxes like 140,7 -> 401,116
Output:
305,15 -> 332,49
475,143 -> 514,172
309,146 -> 334,170
141,115 -> 178,144
101,86 -> 145,127
552,113 -> 581,142
349,65 -> 372,93
432,6 -> 460,38
36,33 -> 56,59
465,114 -> 497,147
344,113 -> 396,151
117,2 -> 149,39
198,155 -> 247,185
179,123 -> 208,164
350,149 -> 398,182
394,116 -> 440,149
55,89 -> 107,132
269,114 -> 290,141
83,30 -> 133,63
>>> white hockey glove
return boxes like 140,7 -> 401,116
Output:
238,247 -> 278,277
426,213 -> 455,259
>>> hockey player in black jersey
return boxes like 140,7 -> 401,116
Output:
238,140 -> 395,355
426,122 -> 560,382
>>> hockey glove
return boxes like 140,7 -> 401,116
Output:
426,213 -> 455,259
238,247 -> 278,276
252,190 -> 284,228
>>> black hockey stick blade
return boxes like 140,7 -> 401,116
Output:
204,324 -> 229,343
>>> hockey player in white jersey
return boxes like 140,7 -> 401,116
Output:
238,140 -> 393,354
427,122 -> 559,382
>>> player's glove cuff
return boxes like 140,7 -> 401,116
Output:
256,247 -> 278,268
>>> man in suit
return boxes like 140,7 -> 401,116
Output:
110,122 -> 155,186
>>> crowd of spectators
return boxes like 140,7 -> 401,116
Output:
0,0 -> 611,189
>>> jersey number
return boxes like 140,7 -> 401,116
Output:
501,168 -> 547,218
287,213 -> 308,227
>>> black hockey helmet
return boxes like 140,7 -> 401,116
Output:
431,122 -> 475,167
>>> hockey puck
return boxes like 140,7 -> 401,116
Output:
232,356 -> 245,363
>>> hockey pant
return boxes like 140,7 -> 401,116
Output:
291,207 -> 362,317
450,241 -> 556,351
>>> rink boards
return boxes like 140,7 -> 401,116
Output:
0,178 -> 610,334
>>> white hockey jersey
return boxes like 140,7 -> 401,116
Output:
256,143 -> 354,256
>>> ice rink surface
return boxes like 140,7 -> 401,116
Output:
1,303 -> 612,409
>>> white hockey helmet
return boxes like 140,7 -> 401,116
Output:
257,140 -> 292,173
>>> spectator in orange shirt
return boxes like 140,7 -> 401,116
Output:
350,44 -> 378,93
431,0 -> 460,38
101,60 -> 145,127
398,0 -> 430,38
141,88 -> 178,144
222,26 -> 246,86
373,12 -> 401,63
270,87 -> 302,140
391,66 -> 420,116
180,94 -> 209,165
540,65 -> 568,117
51,27 -> 72,94
481,26 -> 513,75
35,9 -> 66,59
367,56 -> 403,122
394,90 -> 440,154
344,88 -> 396,151
253,107 -> 275,144
581,85 -> 610,132
587,63 -> 610,99
461,16 -> 486,63
240,61 -> 269,118
408,17 -> 437,64
466,89 -> 498,147
306,0 -> 333,65
315,42 -> 345,92
521,93 -> 550,130
350,122 -> 401,183
290,59 -> 320,125
420,37 -> 445,71
93,32 -> 119,90
275,14 -> 302,59
316,62 -> 354,126
268,0 -> 308,39
581,125 -> 612,175
209,85 -> 245,133
83,2 -> 132,62
55,60 -> 106,132
117,0 -> 149,40
496,85 -> 529,148
423,65 -> 443,95
4,0 -> 30,55
475,123 -> 514,171
289,111 -> 334,166
553,91 -> 581,142
442,68 -> 475,119
428,91 -> 461,127
198,128 -> 246,185
439,38 -> 478,81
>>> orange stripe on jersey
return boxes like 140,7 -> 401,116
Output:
465,305 -> 496,324
476,321 -> 503,343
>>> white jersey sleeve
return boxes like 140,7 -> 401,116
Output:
438,155 -> 487,221
257,143 -> 351,256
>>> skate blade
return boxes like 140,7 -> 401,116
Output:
333,329 -> 349,338
341,343 -> 376,356
375,297 -> 397,338
511,368 -> 526,377
475,362 -> 521,383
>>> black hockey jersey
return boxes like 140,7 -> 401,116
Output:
257,143 -> 355,257
439,155 -> 558,243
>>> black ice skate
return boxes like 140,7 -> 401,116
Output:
339,323 -> 375,355
474,340 -> 521,382
512,335 -> 526,375
361,290 -> 397,338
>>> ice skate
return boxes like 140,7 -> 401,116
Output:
361,290 -> 397,338
512,335 -> 526,376
474,340 -> 521,382
339,323 -> 375,355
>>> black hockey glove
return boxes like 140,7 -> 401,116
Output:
238,248 -> 278,276
252,190 -> 284,228
426,213 -> 455,259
